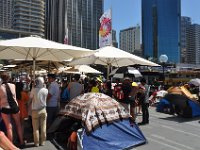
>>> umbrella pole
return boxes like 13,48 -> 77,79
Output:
107,64 -> 110,80
33,58 -> 36,80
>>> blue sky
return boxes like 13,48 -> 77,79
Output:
104,0 -> 200,42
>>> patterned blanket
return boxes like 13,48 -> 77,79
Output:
61,93 -> 130,132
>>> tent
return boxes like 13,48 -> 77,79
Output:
56,93 -> 147,149
77,119 -> 147,150
157,94 -> 200,118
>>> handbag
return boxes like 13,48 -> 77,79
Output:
1,83 -> 19,114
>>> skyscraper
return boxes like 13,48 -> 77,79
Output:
119,26 -> 140,54
181,16 -> 191,63
187,24 -> 200,64
13,0 -> 45,37
0,0 -> 45,38
45,0 -> 103,50
0,0 -> 13,29
45,0 -> 66,43
142,0 -> 181,63
112,30 -> 118,48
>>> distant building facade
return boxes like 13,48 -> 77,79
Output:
45,0 -> 103,50
0,0 -> 13,29
112,29 -> 118,48
186,24 -> 200,64
0,28 -> 32,40
142,0 -> 181,63
181,16 -> 191,63
45,0 -> 66,43
0,0 -> 45,38
119,26 -> 140,53
13,0 -> 45,37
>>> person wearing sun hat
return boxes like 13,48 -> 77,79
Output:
129,81 -> 139,122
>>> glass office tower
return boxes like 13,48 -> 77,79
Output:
142,0 -> 181,63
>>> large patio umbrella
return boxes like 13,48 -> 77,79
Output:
63,65 -> 102,74
68,46 -> 160,79
109,66 -> 142,79
0,36 -> 94,79
11,60 -> 68,74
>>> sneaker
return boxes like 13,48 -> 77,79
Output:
40,142 -> 45,146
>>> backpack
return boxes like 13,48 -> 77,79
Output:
61,88 -> 70,102
113,84 -> 124,101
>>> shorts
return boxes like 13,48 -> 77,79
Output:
1,106 -> 20,114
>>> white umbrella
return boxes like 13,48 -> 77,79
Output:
189,78 -> 200,86
58,65 -> 102,74
0,36 -> 94,79
110,67 -> 142,78
68,46 -> 160,79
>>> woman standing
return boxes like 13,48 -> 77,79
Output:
29,77 -> 48,147
0,72 -> 24,147
15,82 -> 29,135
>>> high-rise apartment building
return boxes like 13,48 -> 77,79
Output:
0,0 -> 13,29
112,30 -> 118,48
45,0 -> 66,43
186,24 -> 200,64
0,0 -> 45,38
45,0 -> 103,50
119,26 -> 140,53
13,0 -> 45,37
142,0 -> 181,63
181,16 -> 191,63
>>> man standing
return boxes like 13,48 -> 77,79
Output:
67,74 -> 83,100
120,77 -> 132,113
47,74 -> 60,128
138,78 -> 150,125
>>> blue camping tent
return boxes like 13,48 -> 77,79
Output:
157,94 -> 200,118
156,98 -> 171,113
188,100 -> 200,117
77,119 -> 147,150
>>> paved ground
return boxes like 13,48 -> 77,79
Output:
22,106 -> 200,150
21,120 -> 59,150
131,107 -> 200,150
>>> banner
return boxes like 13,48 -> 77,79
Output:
99,9 -> 112,48
64,28 -> 68,44
64,8 -> 68,44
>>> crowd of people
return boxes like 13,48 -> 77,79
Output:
0,71 -> 153,149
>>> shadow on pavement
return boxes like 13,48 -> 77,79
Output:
159,116 -> 200,123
